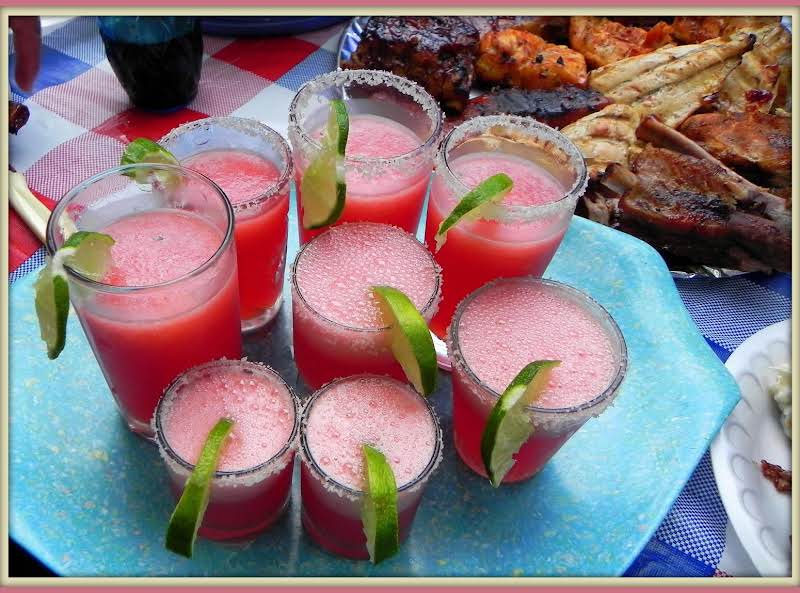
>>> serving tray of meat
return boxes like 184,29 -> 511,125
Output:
338,15 -> 792,277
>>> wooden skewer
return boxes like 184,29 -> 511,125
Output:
9,171 -> 78,245
9,170 -> 49,244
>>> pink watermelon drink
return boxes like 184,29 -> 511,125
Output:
154,359 -> 299,540
47,164 -> 242,436
424,115 -> 587,339
290,222 -> 441,389
288,69 -> 442,244
299,375 -> 442,559
161,118 -> 292,331
449,277 -> 627,483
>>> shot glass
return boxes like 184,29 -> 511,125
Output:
299,375 -> 443,559
46,163 -> 242,436
290,222 -> 441,390
160,117 -> 293,331
288,69 -> 443,244
424,115 -> 588,340
448,277 -> 627,484
154,359 -> 300,540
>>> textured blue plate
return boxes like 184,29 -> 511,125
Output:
9,202 -> 739,577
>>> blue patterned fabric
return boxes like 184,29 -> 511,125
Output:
626,272 -> 792,576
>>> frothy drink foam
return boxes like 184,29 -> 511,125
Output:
294,223 -> 439,329
161,364 -> 295,472
457,281 -> 616,409
305,376 -> 436,489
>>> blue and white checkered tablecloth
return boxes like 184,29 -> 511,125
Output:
8,17 -> 793,577
626,273 -> 792,577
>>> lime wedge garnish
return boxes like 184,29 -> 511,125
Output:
361,444 -> 399,564
301,99 -> 349,230
434,173 -> 513,252
34,231 -> 115,359
120,138 -> 180,186
481,360 -> 560,487
165,418 -> 234,559
372,286 -> 437,396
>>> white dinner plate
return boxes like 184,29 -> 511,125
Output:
710,319 -> 792,576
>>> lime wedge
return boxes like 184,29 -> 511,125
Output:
361,444 -> 400,564
434,173 -> 513,252
165,418 -> 234,559
481,360 -> 560,487
372,286 -> 437,396
301,99 -> 349,230
120,138 -> 180,185
34,231 -> 115,359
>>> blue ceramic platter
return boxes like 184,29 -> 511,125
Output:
9,200 -> 739,577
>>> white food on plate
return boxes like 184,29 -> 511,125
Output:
769,364 -> 792,439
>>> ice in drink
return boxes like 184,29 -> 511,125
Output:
449,277 -> 627,483
47,164 -> 242,436
154,360 -> 299,540
290,222 -> 441,389
424,115 -> 587,338
289,69 -> 442,244
161,118 -> 292,331
299,375 -> 442,559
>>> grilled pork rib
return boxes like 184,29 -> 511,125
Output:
343,16 -> 479,114
680,111 -> 791,189
604,143 -> 790,273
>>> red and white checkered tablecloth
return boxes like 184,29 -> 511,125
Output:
9,16 -> 344,280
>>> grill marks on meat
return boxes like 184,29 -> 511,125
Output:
717,24 -> 791,113
613,146 -> 791,272
457,86 -> 611,129
680,111 -> 791,189
343,16 -> 479,114
569,16 -> 674,68
561,103 -> 641,178
761,460 -> 791,493
588,29 -> 756,127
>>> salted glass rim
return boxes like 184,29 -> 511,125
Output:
298,374 -> 443,499
45,162 -> 235,294
449,277 -> 628,416
287,69 -> 443,166
159,116 -> 293,212
436,114 -> 589,223
290,222 -> 442,334
154,359 -> 301,479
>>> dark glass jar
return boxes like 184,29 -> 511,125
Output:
98,17 -> 203,111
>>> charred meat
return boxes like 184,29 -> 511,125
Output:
569,16 -> 674,69
342,16 -> 479,114
680,111 -> 791,189
607,144 -> 791,273
761,460 -> 791,494
465,16 -> 570,43
476,29 -> 587,90
456,85 -> 610,129
9,101 -> 29,134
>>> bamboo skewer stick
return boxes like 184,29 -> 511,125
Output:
9,170 -> 77,245
9,170 -> 49,244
